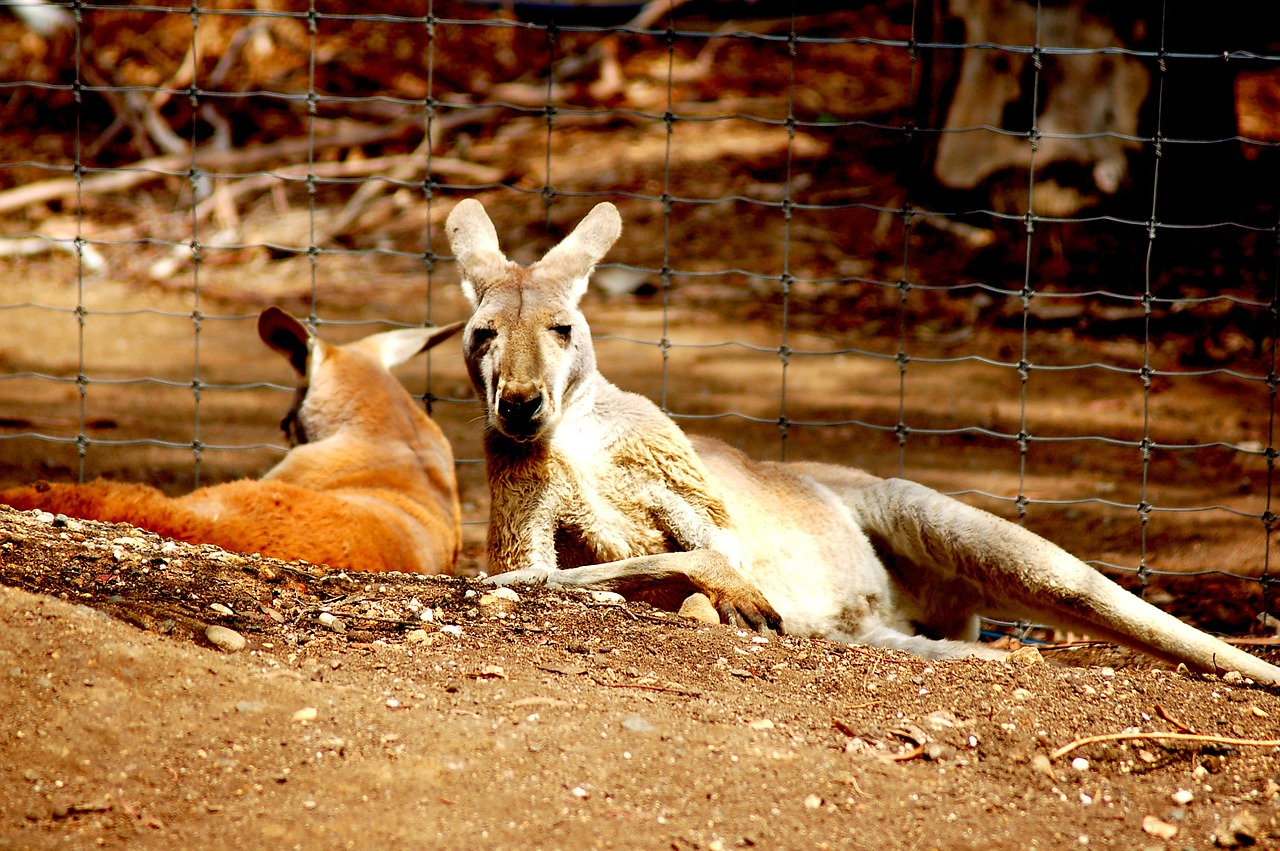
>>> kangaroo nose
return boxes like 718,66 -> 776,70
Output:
497,387 -> 544,434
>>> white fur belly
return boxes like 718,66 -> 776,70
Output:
713,466 -> 905,642
746,528 -> 899,640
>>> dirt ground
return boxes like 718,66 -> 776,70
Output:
4,3 -> 1280,848
2,505 -> 1279,851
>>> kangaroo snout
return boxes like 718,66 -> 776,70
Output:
496,382 -> 546,438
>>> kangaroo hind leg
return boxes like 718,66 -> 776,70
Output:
846,477 -> 1280,685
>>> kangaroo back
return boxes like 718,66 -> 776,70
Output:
0,308 -> 465,574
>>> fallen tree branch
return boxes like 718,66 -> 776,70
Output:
1052,730 -> 1280,761
0,121 -> 418,216
193,153 -> 502,222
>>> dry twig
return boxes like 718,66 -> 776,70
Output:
1154,704 -> 1196,734
1052,730 -> 1280,761
890,743 -> 926,762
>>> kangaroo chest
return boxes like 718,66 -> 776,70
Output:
487,414 -> 735,572
545,428 -> 735,570
548,450 -> 676,568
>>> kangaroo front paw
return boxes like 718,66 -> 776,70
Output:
484,567 -> 553,588
701,583 -> 784,635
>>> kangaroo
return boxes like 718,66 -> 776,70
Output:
0,307 -> 464,575
447,197 -> 1280,686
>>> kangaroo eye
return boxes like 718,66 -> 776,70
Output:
551,325 -> 572,341
470,327 -> 496,347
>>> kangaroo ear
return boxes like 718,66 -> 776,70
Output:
258,307 -> 312,377
360,320 -> 466,370
446,199 -> 510,307
534,202 -> 622,304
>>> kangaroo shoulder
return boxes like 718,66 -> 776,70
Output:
594,381 -> 671,431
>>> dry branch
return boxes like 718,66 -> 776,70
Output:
194,153 -> 501,221
0,121 -> 418,216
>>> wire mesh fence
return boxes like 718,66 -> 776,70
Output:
0,0 -> 1277,635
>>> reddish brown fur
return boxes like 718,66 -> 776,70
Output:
0,309 -> 464,574
0,479 -> 451,572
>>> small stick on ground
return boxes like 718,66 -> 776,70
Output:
1052,730 -> 1280,761
1155,704 -> 1196,734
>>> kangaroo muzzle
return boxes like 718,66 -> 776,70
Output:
496,381 -> 546,440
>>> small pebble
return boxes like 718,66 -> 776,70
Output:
205,625 -> 246,653
478,592 -> 518,613
803,793 -> 823,810
292,707 -> 318,722
1008,645 -> 1044,666
209,603 -> 234,617
923,742 -> 953,761
677,593 -> 720,625
1218,810 -> 1260,847
317,612 -> 346,633
1172,788 -> 1194,806
1142,815 -> 1178,840
621,715 -> 655,734
487,586 -> 521,602
1071,757 -> 1090,772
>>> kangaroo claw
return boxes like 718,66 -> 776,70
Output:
714,595 -> 784,635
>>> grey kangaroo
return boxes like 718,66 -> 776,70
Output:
447,197 -> 1280,685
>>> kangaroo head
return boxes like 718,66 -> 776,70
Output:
446,199 -> 622,442
256,306 -> 464,445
